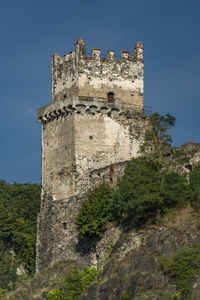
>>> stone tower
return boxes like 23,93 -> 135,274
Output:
36,39 -> 150,273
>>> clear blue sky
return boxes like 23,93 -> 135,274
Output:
0,0 -> 200,183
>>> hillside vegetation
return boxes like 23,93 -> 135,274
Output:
2,113 -> 200,299
46,114 -> 200,300
77,113 -> 199,238
0,181 -> 40,294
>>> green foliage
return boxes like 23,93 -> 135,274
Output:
77,159 -> 190,232
64,266 -> 99,300
112,158 -> 162,225
105,240 -> 114,261
77,112 -> 191,232
0,289 -> 5,300
156,293 -> 181,300
76,183 -> 113,237
46,289 -> 64,300
189,163 -> 200,211
160,172 -> 189,210
160,244 -> 200,299
172,150 -> 185,159
112,158 -> 189,226
171,150 -> 189,165
0,240 -> 18,290
0,180 -> 40,280
141,113 -> 175,157
46,266 -> 100,300
121,291 -> 133,299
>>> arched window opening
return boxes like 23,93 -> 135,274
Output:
107,92 -> 115,102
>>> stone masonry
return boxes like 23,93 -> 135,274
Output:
36,39 -> 150,273
51,38 -> 144,107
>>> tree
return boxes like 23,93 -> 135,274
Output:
0,181 -> 41,274
77,183 -> 113,237
46,267 -> 100,300
112,158 -> 163,226
141,113 -> 176,158
0,240 -> 18,290
112,157 -> 189,227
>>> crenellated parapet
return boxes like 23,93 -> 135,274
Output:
52,39 -> 143,66
51,39 -> 144,108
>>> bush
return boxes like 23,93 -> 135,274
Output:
46,289 -> 64,300
112,158 -> 189,226
77,183 -> 113,237
141,113 -> 176,157
46,266 -> 100,300
0,240 -> 18,290
160,172 -> 189,210
0,181 -> 41,274
77,158 -> 190,233
156,293 -> 181,300
63,267 -> 100,300
189,163 -> 200,211
0,289 -> 6,300
160,244 -> 200,299
112,158 -> 162,225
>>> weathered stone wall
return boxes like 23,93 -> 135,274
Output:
36,96 -> 148,273
51,39 -> 144,109
41,114 -> 75,201
36,39 -> 148,273
36,162 -> 126,273
37,96 -> 148,202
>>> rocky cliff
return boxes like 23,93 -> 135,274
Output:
8,206 -> 200,299
7,142 -> 200,300
80,206 -> 200,299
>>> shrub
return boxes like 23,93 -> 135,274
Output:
189,163 -> 200,211
160,172 -> 189,210
0,289 -> 5,300
0,181 -> 41,274
112,158 -> 161,225
77,183 -> 113,237
0,240 -> 18,290
63,266 -> 100,300
156,293 -> 181,300
160,244 -> 200,299
141,113 -> 176,157
46,266 -> 100,300
172,150 -> 189,164
112,158 -> 189,226
46,289 -> 64,300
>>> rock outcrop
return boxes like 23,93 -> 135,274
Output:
80,206 -> 200,299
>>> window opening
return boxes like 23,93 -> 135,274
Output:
107,92 -> 115,102
62,222 -> 67,229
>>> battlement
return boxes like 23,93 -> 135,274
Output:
52,40 -> 143,65
51,39 -> 144,108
